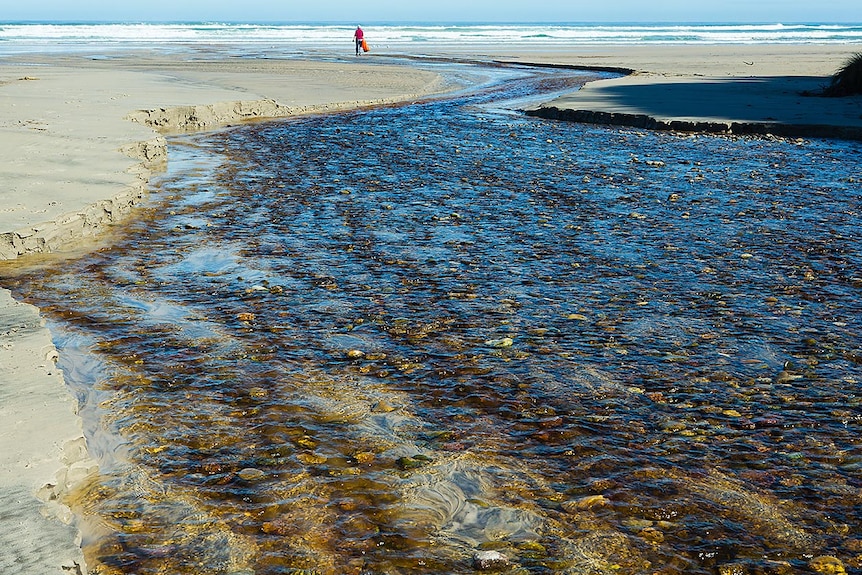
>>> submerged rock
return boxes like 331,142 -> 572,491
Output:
237,468 -> 266,481
397,455 -> 433,470
353,451 -> 375,464
809,556 -> 846,575
485,337 -> 514,348
717,563 -> 748,575
371,400 -> 396,413
559,530 -> 649,575
296,452 -> 327,465
473,549 -> 510,571
561,494 -> 609,512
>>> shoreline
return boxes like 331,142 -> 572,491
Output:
1,43 -> 861,574
0,54 -> 455,261
0,287 -> 98,575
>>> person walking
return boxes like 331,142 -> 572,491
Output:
353,26 -> 364,56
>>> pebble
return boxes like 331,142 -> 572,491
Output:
237,468 -> 266,481
775,370 -> 803,384
516,541 -> 546,554
354,451 -> 375,464
639,526 -> 664,544
718,563 -> 748,575
485,337 -> 514,348
622,518 -> 654,530
809,556 -> 846,575
371,401 -> 396,413
397,455 -> 433,470
296,452 -> 327,465
472,550 -> 510,571
296,436 -> 317,449
562,494 -> 609,512
660,420 -> 687,432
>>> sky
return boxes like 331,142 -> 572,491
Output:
3,0 -> 860,24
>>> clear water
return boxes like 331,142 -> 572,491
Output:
4,65 -> 862,574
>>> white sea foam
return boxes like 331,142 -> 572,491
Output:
1,22 -> 861,54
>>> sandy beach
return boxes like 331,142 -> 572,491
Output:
1,42 -> 861,573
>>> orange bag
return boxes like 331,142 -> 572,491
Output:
361,39 -> 369,52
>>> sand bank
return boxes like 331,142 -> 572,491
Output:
506,45 -> 862,138
1,287 -> 97,574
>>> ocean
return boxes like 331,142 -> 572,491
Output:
1,21 -> 862,55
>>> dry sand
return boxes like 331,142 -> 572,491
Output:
1,43 -> 861,574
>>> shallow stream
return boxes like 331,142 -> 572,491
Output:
4,63 -> 862,574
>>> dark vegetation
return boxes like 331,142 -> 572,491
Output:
823,52 -> 862,97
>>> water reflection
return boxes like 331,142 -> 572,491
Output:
4,65 -> 862,574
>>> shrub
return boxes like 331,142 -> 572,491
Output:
823,53 -> 862,97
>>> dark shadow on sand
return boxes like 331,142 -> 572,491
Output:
583,76 -> 834,122
531,75 -> 862,140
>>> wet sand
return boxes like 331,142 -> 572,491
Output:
1,43 -> 861,573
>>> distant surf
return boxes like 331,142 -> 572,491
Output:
1,21 -> 861,55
